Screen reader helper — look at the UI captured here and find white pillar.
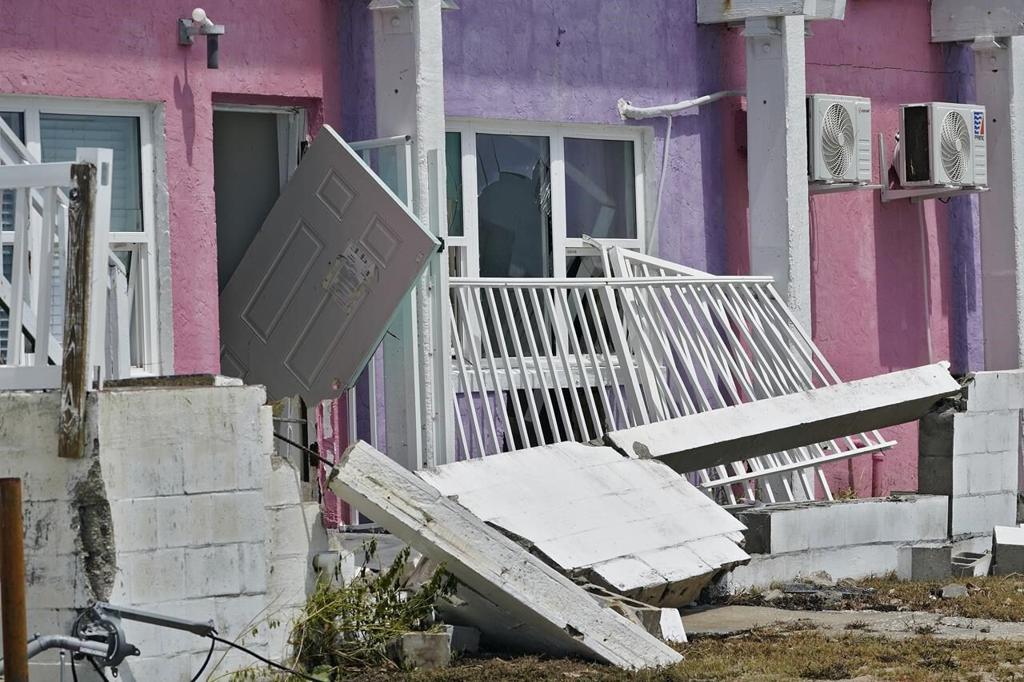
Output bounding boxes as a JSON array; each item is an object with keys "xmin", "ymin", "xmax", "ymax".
[
  {"xmin": 744, "ymin": 16, "xmax": 812, "ymax": 330},
  {"xmin": 974, "ymin": 36, "xmax": 1024, "ymax": 370},
  {"xmin": 371, "ymin": 0, "xmax": 451, "ymax": 469}
]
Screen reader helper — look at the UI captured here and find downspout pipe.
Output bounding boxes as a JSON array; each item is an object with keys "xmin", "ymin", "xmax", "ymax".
[{"xmin": 616, "ymin": 91, "xmax": 744, "ymax": 254}]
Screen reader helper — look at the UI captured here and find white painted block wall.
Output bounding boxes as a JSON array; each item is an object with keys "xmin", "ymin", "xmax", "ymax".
[
  {"xmin": 919, "ymin": 371, "xmax": 1022, "ymax": 541},
  {"xmin": 0, "ymin": 385, "xmax": 327, "ymax": 682}
]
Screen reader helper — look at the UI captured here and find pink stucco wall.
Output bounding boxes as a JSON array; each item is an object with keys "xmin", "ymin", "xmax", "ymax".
[
  {"xmin": 721, "ymin": 0, "xmax": 971, "ymax": 496},
  {"xmin": 1, "ymin": 0, "xmax": 341, "ymax": 374}
]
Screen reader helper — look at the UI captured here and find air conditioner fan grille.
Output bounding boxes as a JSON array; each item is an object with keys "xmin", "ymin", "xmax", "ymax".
[
  {"xmin": 940, "ymin": 110, "xmax": 971, "ymax": 184},
  {"xmin": 821, "ymin": 103, "xmax": 855, "ymax": 178}
]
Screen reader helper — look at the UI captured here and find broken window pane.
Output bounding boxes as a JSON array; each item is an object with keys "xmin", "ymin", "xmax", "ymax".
[
  {"xmin": 564, "ymin": 138, "xmax": 636, "ymax": 240},
  {"xmin": 446, "ymin": 131, "xmax": 463, "ymax": 237},
  {"xmin": 476, "ymin": 133, "xmax": 552, "ymax": 278}
]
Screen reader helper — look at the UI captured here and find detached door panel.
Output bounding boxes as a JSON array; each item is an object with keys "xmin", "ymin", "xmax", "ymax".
[{"xmin": 219, "ymin": 125, "xmax": 437, "ymax": 404}]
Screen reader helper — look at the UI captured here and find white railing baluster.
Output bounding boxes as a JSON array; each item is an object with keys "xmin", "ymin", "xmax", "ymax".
[
  {"xmin": 8, "ymin": 188, "xmax": 28, "ymax": 364},
  {"xmin": 32, "ymin": 188, "xmax": 56, "ymax": 366}
]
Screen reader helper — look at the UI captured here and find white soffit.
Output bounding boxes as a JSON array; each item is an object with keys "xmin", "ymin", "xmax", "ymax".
[
  {"xmin": 931, "ymin": 0, "xmax": 1024, "ymax": 42},
  {"xmin": 697, "ymin": 0, "xmax": 846, "ymax": 24}
]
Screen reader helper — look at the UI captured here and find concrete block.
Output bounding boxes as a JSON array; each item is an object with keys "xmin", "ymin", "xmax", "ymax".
[
  {"xmin": 238, "ymin": 541, "xmax": 269, "ymax": 594},
  {"xmin": 124, "ymin": 548, "xmax": 186, "ymax": 606},
  {"xmin": 955, "ymin": 450, "xmax": 1018, "ymax": 496},
  {"xmin": 214, "ymin": 594, "xmax": 275, "ymax": 644},
  {"xmin": 897, "ymin": 543, "xmax": 952, "ymax": 581},
  {"xmin": 332, "ymin": 442, "xmax": 683, "ymax": 669},
  {"xmin": 446, "ymin": 624, "xmax": 481, "ymax": 654},
  {"xmin": 184, "ymin": 544, "xmax": 243, "ymax": 598},
  {"xmin": 388, "ymin": 631, "xmax": 452, "ymax": 670},
  {"xmin": 951, "ymin": 492, "xmax": 1017, "ymax": 537},
  {"xmin": 952, "ymin": 551, "xmax": 992, "ymax": 577},
  {"xmin": 25, "ymin": 553, "xmax": 91, "ymax": 609},
  {"xmin": 965, "ymin": 370, "xmax": 1024, "ymax": 413},
  {"xmin": 109, "ymin": 497, "xmax": 160, "ymax": 553},
  {"xmin": 993, "ymin": 525, "xmax": 1024, "ymax": 575}
]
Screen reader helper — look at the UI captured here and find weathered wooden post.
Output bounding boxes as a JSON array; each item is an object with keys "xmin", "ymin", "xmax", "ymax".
[
  {"xmin": 0, "ymin": 478, "xmax": 29, "ymax": 682},
  {"xmin": 59, "ymin": 162, "xmax": 97, "ymax": 459}
]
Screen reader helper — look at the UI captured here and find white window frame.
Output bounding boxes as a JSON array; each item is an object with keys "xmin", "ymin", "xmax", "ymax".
[
  {"xmin": 0, "ymin": 95, "xmax": 164, "ymax": 375},
  {"xmin": 445, "ymin": 118, "xmax": 649, "ymax": 277}
]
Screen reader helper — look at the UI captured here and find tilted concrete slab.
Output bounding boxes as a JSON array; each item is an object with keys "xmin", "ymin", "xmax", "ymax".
[
  {"xmin": 606, "ymin": 363, "xmax": 961, "ymax": 474},
  {"xmin": 328, "ymin": 441, "xmax": 683, "ymax": 670},
  {"xmin": 418, "ymin": 442, "xmax": 748, "ymax": 608}
]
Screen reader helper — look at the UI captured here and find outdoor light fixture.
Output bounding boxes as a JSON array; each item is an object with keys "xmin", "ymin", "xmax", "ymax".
[{"xmin": 178, "ymin": 8, "xmax": 225, "ymax": 69}]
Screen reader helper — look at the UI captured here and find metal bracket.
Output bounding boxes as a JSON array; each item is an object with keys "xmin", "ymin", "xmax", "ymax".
[
  {"xmin": 971, "ymin": 35, "xmax": 1007, "ymax": 53},
  {"xmin": 809, "ymin": 181, "xmax": 882, "ymax": 196},
  {"xmin": 877, "ymin": 133, "xmax": 990, "ymax": 204},
  {"xmin": 178, "ymin": 17, "xmax": 226, "ymax": 46}
]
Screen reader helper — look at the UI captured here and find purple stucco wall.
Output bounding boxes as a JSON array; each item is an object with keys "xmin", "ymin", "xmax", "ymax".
[{"xmin": 443, "ymin": 0, "xmax": 727, "ymax": 272}]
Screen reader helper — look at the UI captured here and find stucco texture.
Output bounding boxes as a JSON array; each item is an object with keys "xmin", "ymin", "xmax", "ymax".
[
  {"xmin": 0, "ymin": 0, "xmax": 342, "ymax": 374},
  {"xmin": 721, "ymin": 0, "xmax": 981, "ymax": 496},
  {"xmin": 443, "ymin": 0, "xmax": 727, "ymax": 272}
]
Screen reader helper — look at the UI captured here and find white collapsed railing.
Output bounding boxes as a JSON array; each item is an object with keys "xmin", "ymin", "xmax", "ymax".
[
  {"xmin": 0, "ymin": 116, "xmax": 122, "ymax": 389},
  {"xmin": 448, "ymin": 250, "xmax": 894, "ymax": 505}
]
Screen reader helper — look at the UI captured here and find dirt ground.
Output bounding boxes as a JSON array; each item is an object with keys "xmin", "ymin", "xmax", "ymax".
[{"xmin": 331, "ymin": 627, "xmax": 1024, "ymax": 681}]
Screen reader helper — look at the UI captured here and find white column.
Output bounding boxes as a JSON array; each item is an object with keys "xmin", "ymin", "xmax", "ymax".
[
  {"xmin": 974, "ymin": 36, "xmax": 1024, "ymax": 370},
  {"xmin": 744, "ymin": 16, "xmax": 812, "ymax": 330},
  {"xmin": 371, "ymin": 0, "xmax": 450, "ymax": 469}
]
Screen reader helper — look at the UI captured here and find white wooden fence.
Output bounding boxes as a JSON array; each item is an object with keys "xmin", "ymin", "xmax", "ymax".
[{"xmin": 0, "ymin": 117, "xmax": 120, "ymax": 390}]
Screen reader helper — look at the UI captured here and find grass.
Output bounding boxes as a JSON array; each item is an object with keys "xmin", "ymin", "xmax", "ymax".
[
  {"xmin": 733, "ymin": 573, "xmax": 1024, "ymax": 622},
  {"xmin": 317, "ymin": 627, "xmax": 1024, "ymax": 681}
]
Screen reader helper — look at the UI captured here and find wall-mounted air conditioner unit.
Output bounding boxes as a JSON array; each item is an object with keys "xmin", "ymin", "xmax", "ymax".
[
  {"xmin": 898, "ymin": 102, "xmax": 988, "ymax": 188},
  {"xmin": 807, "ymin": 94, "xmax": 872, "ymax": 185}
]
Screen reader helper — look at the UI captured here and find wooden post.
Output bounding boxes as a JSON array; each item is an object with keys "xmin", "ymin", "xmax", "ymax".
[
  {"xmin": 0, "ymin": 479, "xmax": 29, "ymax": 682},
  {"xmin": 59, "ymin": 163, "xmax": 97, "ymax": 460}
]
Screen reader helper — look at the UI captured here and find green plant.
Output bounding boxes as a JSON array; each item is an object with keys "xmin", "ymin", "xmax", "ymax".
[{"xmin": 289, "ymin": 539, "xmax": 458, "ymax": 677}]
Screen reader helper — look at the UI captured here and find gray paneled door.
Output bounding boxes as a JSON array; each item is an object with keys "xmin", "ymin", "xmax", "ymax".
[{"xmin": 219, "ymin": 125, "xmax": 438, "ymax": 405}]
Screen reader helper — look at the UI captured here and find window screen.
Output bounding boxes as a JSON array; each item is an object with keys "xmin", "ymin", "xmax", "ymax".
[{"xmin": 40, "ymin": 113, "xmax": 143, "ymax": 232}]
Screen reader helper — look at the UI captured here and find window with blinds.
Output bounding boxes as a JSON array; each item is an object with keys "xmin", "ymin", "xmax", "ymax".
[
  {"xmin": 0, "ymin": 112, "xmax": 24, "ymax": 361},
  {"xmin": 40, "ymin": 113, "xmax": 143, "ymax": 232}
]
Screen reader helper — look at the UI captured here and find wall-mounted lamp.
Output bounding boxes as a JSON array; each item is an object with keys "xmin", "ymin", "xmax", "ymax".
[{"xmin": 178, "ymin": 8, "xmax": 226, "ymax": 69}]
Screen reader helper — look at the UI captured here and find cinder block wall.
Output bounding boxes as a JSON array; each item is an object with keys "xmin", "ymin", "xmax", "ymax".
[
  {"xmin": 919, "ymin": 371, "xmax": 1021, "ymax": 548},
  {"xmin": 0, "ymin": 384, "xmax": 327, "ymax": 682}
]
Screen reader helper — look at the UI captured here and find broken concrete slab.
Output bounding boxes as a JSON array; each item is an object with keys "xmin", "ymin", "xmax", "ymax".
[
  {"xmin": 328, "ymin": 441, "xmax": 683, "ymax": 669},
  {"xmin": 606, "ymin": 363, "xmax": 960, "ymax": 474},
  {"xmin": 993, "ymin": 525, "xmax": 1024, "ymax": 575},
  {"xmin": 388, "ymin": 631, "xmax": 452, "ymax": 670},
  {"xmin": 418, "ymin": 441, "xmax": 748, "ymax": 608}
]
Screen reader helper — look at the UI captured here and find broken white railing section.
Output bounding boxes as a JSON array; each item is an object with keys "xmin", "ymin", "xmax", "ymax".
[
  {"xmin": 329, "ymin": 441, "xmax": 682, "ymax": 669},
  {"xmin": 418, "ymin": 441, "xmax": 748, "ymax": 607},
  {"xmin": 607, "ymin": 363, "xmax": 960, "ymax": 477}
]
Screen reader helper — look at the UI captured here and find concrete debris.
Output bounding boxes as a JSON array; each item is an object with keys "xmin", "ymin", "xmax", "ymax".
[
  {"xmin": 802, "ymin": 571, "xmax": 835, "ymax": 588},
  {"xmin": 585, "ymin": 584, "xmax": 687, "ymax": 644},
  {"xmin": 940, "ymin": 583, "xmax": 969, "ymax": 599},
  {"xmin": 445, "ymin": 624, "xmax": 481, "ymax": 655},
  {"xmin": 606, "ymin": 363, "xmax": 961, "ymax": 474},
  {"xmin": 329, "ymin": 441, "xmax": 683, "ymax": 669},
  {"xmin": 897, "ymin": 543, "xmax": 952, "ymax": 581},
  {"xmin": 418, "ymin": 441, "xmax": 749, "ymax": 608},
  {"xmin": 388, "ymin": 631, "xmax": 451, "ymax": 670},
  {"xmin": 952, "ymin": 551, "xmax": 993, "ymax": 577},
  {"xmin": 993, "ymin": 525, "xmax": 1024, "ymax": 575}
]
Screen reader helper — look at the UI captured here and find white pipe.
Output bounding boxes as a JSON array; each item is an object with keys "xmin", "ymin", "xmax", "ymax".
[
  {"xmin": 616, "ymin": 90, "xmax": 744, "ymax": 121},
  {"xmin": 616, "ymin": 90, "xmax": 744, "ymax": 254}
]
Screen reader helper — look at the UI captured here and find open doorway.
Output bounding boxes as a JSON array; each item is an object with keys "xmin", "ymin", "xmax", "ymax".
[{"xmin": 213, "ymin": 105, "xmax": 306, "ymax": 293}]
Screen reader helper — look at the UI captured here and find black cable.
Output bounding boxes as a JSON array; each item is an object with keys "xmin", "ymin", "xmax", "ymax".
[
  {"xmin": 70, "ymin": 654, "xmax": 79, "ymax": 682},
  {"xmin": 89, "ymin": 656, "xmax": 111, "ymax": 681},
  {"xmin": 272, "ymin": 431, "xmax": 333, "ymax": 468},
  {"xmin": 191, "ymin": 637, "xmax": 216, "ymax": 682},
  {"xmin": 207, "ymin": 634, "xmax": 320, "ymax": 682}
]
